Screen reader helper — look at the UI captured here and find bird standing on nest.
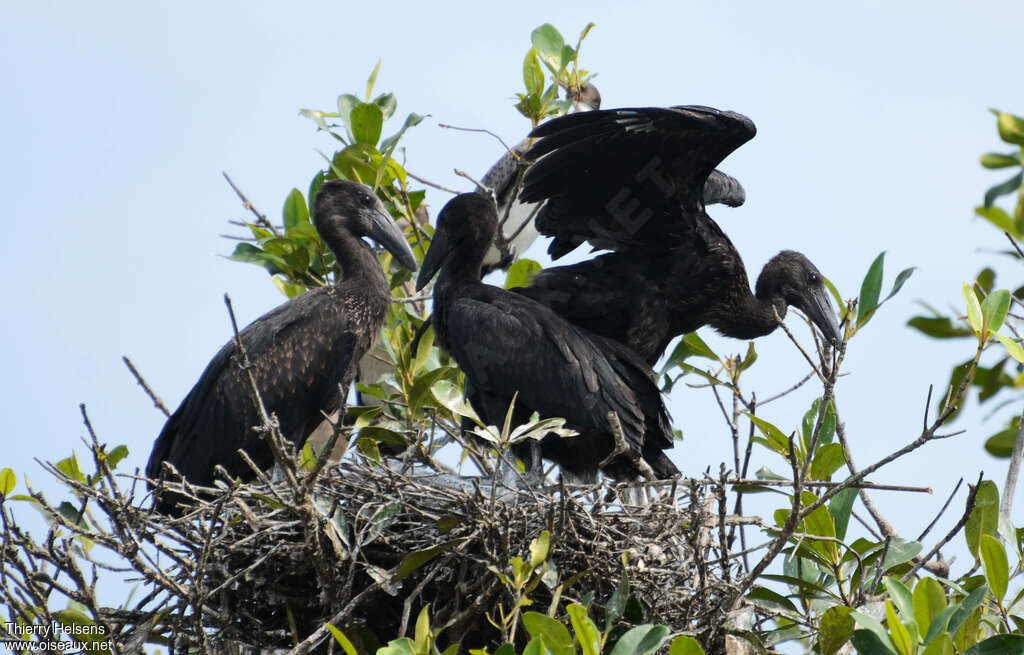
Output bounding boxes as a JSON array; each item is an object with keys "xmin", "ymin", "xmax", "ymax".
[
  {"xmin": 417, "ymin": 193, "xmax": 677, "ymax": 484},
  {"xmin": 516, "ymin": 105, "xmax": 842, "ymax": 364},
  {"xmin": 147, "ymin": 179, "xmax": 417, "ymax": 513}
]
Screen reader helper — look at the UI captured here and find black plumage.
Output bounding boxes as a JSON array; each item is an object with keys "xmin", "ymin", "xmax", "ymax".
[
  {"xmin": 417, "ymin": 193, "xmax": 677, "ymax": 483},
  {"xmin": 147, "ymin": 179, "xmax": 417, "ymax": 513},
  {"xmin": 516, "ymin": 106, "xmax": 842, "ymax": 364}
]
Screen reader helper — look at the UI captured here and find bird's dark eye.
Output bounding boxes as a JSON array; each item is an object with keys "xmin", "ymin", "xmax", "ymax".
[
  {"xmin": 361, "ymin": 193, "xmax": 373, "ymax": 206},
  {"xmin": 808, "ymin": 273, "xmax": 820, "ymax": 285}
]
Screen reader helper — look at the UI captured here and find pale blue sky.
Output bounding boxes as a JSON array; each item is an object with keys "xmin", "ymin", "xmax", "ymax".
[{"xmin": 3, "ymin": 1, "xmax": 1024, "ymax": 589}]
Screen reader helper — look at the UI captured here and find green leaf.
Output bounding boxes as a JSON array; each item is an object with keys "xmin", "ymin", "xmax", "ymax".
[
  {"xmin": 923, "ymin": 634, "xmax": 955, "ymax": 655},
  {"xmin": 682, "ymin": 332, "xmax": 719, "ymax": 360},
  {"xmin": 522, "ymin": 637, "xmax": 544, "ymax": 655},
  {"xmin": 522, "ymin": 612, "xmax": 573, "ymax": 655},
  {"xmin": 907, "ymin": 316, "xmax": 974, "ymax": 339},
  {"xmin": 857, "ymin": 252, "xmax": 885, "ymax": 327},
  {"xmin": 668, "ymin": 635, "xmax": 707, "ymax": 655},
  {"xmin": 923, "ymin": 606, "xmax": 958, "ymax": 644},
  {"xmin": 56, "ymin": 453, "xmax": 85, "ymax": 484},
  {"xmin": 984, "ymin": 417, "xmax": 1020, "ymax": 457},
  {"xmin": 746, "ymin": 414, "xmax": 791, "ymax": 458},
  {"xmin": 963, "ymin": 282, "xmax": 984, "ymax": 336},
  {"xmin": 105, "ymin": 444, "xmax": 129, "ymax": 470},
  {"xmin": 965, "ymin": 480, "xmax": 1000, "ymax": 559},
  {"xmin": 885, "ymin": 599, "xmax": 913, "ymax": 655},
  {"xmin": 283, "ymin": 188, "xmax": 309, "ymax": 232},
  {"xmin": 816, "ymin": 606, "xmax": 855, "ymax": 655},
  {"xmin": 414, "ymin": 604, "xmax": 431, "ymax": 654},
  {"xmin": 994, "ymin": 110, "xmax": 1024, "ymax": 146},
  {"xmin": 912, "ymin": 577, "xmax": 947, "ymax": 641},
  {"xmin": 379, "ymin": 112, "xmax": 426, "ymax": 160},
  {"xmin": 365, "ymin": 59, "xmax": 382, "ymax": 101},
  {"xmin": 737, "ymin": 342, "xmax": 758, "ymax": 372},
  {"xmin": 884, "ymin": 577, "xmax": 915, "ymax": 621},
  {"xmin": 566, "ymin": 603, "xmax": 600, "ymax": 655},
  {"xmin": 505, "ymin": 258, "xmax": 543, "ymax": 289},
  {"xmin": 325, "ymin": 623, "xmax": 359, "ymax": 655},
  {"xmin": 974, "ymin": 205, "xmax": 1019, "ymax": 237},
  {"xmin": 879, "ymin": 538, "xmax": 923, "ymax": 572},
  {"xmin": 980, "ymin": 152, "xmax": 1023, "ymax": 169},
  {"xmin": 746, "ymin": 586, "xmax": 799, "ymax": 615},
  {"xmin": 981, "ymin": 289, "xmax": 1010, "ymax": 335},
  {"xmin": 609, "ymin": 625, "xmax": 670, "ymax": 655},
  {"xmin": 336, "ymin": 93, "xmax": 361, "ymax": 140},
  {"xmin": 522, "ymin": 47, "xmax": 545, "ymax": 97},
  {"xmin": 391, "ymin": 539, "xmax": 466, "ymax": 583},
  {"xmin": 828, "ymin": 487, "xmax": 858, "ymax": 541},
  {"xmin": 529, "ymin": 530, "xmax": 550, "ymax": 568},
  {"xmin": 983, "ymin": 171, "xmax": 1023, "ymax": 209},
  {"xmin": 810, "ymin": 443, "xmax": 845, "ymax": 480},
  {"xmin": 946, "ymin": 585, "xmax": 987, "ymax": 638},
  {"xmin": 993, "ymin": 332, "xmax": 1024, "ymax": 363},
  {"xmin": 530, "ymin": 24, "xmax": 565, "ymax": 74},
  {"xmin": 851, "ymin": 611, "xmax": 899, "ymax": 654},
  {"xmin": 373, "ymin": 93, "xmax": 398, "ymax": 120},
  {"xmin": 350, "ymin": 102, "xmax": 384, "ymax": 145},
  {"xmin": 964, "ymin": 635, "xmax": 1024, "ymax": 655},
  {"xmin": 53, "ymin": 610, "xmax": 111, "ymax": 652},
  {"xmin": 979, "ymin": 534, "xmax": 1008, "ymax": 602},
  {"xmin": 0, "ymin": 468, "xmax": 15, "ymax": 499}
]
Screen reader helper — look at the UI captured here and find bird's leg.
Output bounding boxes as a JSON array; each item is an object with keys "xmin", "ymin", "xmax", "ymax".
[
  {"xmin": 521, "ymin": 440, "xmax": 545, "ymax": 488},
  {"xmin": 600, "ymin": 412, "xmax": 658, "ymax": 481}
]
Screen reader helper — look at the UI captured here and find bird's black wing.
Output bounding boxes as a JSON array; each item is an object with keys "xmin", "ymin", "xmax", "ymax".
[
  {"xmin": 444, "ymin": 289, "xmax": 663, "ymax": 452},
  {"xmin": 147, "ymin": 287, "xmax": 359, "ymax": 488},
  {"xmin": 520, "ymin": 106, "xmax": 755, "ymax": 257},
  {"xmin": 512, "ymin": 253, "xmax": 672, "ymax": 364}
]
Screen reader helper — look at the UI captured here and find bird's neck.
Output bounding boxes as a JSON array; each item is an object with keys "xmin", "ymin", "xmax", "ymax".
[
  {"xmin": 323, "ymin": 228, "xmax": 390, "ymax": 297},
  {"xmin": 712, "ymin": 285, "xmax": 787, "ymax": 341},
  {"xmin": 437, "ymin": 240, "xmax": 488, "ymax": 292}
]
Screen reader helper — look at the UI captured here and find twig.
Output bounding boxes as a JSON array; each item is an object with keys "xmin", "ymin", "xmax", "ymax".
[
  {"xmin": 1001, "ymin": 402, "xmax": 1024, "ymax": 517},
  {"xmin": 405, "ymin": 169, "xmax": 461, "ymax": 195},
  {"xmin": 438, "ymin": 123, "xmax": 515, "ymax": 154},
  {"xmin": 903, "ymin": 474, "xmax": 982, "ymax": 582},
  {"xmin": 917, "ymin": 478, "xmax": 963, "ymax": 542},
  {"xmin": 1005, "ymin": 231, "xmax": 1024, "ymax": 259},
  {"xmin": 454, "ymin": 168, "xmax": 491, "ymax": 196},
  {"xmin": 222, "ymin": 172, "xmax": 280, "ymax": 236},
  {"xmin": 727, "ymin": 479, "xmax": 932, "ymax": 493},
  {"xmin": 123, "ymin": 356, "xmax": 171, "ymax": 417}
]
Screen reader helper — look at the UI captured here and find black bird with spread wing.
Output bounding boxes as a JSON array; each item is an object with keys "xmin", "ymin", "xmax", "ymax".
[
  {"xmin": 147, "ymin": 179, "xmax": 417, "ymax": 513},
  {"xmin": 417, "ymin": 193, "xmax": 677, "ymax": 483},
  {"xmin": 516, "ymin": 106, "xmax": 842, "ymax": 364}
]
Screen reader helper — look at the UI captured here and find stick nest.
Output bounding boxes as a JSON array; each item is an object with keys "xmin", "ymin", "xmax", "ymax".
[{"xmin": 147, "ymin": 461, "xmax": 741, "ymax": 651}]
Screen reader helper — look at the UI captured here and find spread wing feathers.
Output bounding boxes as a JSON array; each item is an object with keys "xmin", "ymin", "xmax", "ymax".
[
  {"xmin": 521, "ymin": 106, "xmax": 755, "ymax": 257},
  {"xmin": 703, "ymin": 169, "xmax": 746, "ymax": 207},
  {"xmin": 513, "ymin": 255, "xmax": 671, "ymax": 363},
  {"xmin": 444, "ymin": 290, "xmax": 669, "ymax": 453},
  {"xmin": 146, "ymin": 287, "xmax": 360, "ymax": 486}
]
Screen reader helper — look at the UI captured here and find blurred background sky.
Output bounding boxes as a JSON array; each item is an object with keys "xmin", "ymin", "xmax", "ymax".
[{"xmin": 3, "ymin": 0, "xmax": 1024, "ymax": 599}]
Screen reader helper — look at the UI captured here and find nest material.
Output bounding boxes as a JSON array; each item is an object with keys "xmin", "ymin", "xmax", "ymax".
[{"xmin": 153, "ymin": 461, "xmax": 743, "ymax": 651}]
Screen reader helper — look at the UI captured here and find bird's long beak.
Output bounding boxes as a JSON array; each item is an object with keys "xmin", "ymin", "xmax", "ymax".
[
  {"xmin": 802, "ymin": 287, "xmax": 843, "ymax": 347},
  {"xmin": 416, "ymin": 224, "xmax": 452, "ymax": 291},
  {"xmin": 369, "ymin": 208, "xmax": 418, "ymax": 271}
]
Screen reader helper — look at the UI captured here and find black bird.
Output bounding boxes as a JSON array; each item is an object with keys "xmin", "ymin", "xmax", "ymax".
[
  {"xmin": 516, "ymin": 106, "xmax": 842, "ymax": 365},
  {"xmin": 147, "ymin": 179, "xmax": 418, "ymax": 512},
  {"xmin": 416, "ymin": 193, "xmax": 677, "ymax": 483}
]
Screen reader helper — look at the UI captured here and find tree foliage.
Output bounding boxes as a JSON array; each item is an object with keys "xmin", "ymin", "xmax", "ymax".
[{"xmin": 2, "ymin": 22, "xmax": 1024, "ymax": 655}]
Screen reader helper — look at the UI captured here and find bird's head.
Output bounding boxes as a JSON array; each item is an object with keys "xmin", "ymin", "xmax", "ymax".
[
  {"xmin": 417, "ymin": 193, "xmax": 498, "ymax": 291},
  {"xmin": 313, "ymin": 179, "xmax": 418, "ymax": 271},
  {"xmin": 757, "ymin": 251, "xmax": 843, "ymax": 347}
]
